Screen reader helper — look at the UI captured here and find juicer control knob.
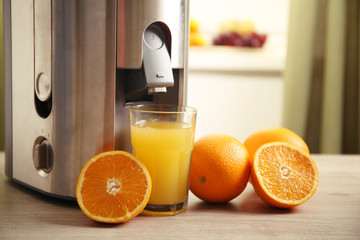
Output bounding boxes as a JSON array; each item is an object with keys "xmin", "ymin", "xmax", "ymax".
[{"xmin": 33, "ymin": 138, "xmax": 53, "ymax": 173}]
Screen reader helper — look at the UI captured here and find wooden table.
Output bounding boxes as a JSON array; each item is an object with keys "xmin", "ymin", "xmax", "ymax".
[{"xmin": 1, "ymin": 152, "xmax": 359, "ymax": 239}]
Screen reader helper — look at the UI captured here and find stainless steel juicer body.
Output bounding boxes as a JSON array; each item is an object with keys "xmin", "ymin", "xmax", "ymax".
[{"xmin": 3, "ymin": 0, "xmax": 189, "ymax": 199}]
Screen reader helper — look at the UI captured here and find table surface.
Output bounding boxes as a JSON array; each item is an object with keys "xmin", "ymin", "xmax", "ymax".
[{"xmin": 1, "ymin": 152, "xmax": 359, "ymax": 240}]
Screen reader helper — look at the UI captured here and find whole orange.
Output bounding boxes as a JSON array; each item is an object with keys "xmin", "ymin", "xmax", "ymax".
[
  {"xmin": 244, "ymin": 127, "xmax": 310, "ymax": 163},
  {"xmin": 189, "ymin": 133, "xmax": 251, "ymax": 203}
]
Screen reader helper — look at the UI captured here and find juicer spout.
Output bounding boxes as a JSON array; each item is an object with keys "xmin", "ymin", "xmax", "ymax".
[{"xmin": 142, "ymin": 23, "xmax": 174, "ymax": 94}]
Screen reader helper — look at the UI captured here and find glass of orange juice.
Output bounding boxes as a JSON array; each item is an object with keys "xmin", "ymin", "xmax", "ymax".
[{"xmin": 130, "ymin": 104, "xmax": 197, "ymax": 216}]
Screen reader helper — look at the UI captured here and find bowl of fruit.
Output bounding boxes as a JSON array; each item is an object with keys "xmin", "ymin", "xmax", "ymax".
[{"xmin": 213, "ymin": 20, "xmax": 267, "ymax": 48}]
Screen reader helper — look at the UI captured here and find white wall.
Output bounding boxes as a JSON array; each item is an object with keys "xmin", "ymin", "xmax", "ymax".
[{"xmin": 187, "ymin": 71, "xmax": 284, "ymax": 142}]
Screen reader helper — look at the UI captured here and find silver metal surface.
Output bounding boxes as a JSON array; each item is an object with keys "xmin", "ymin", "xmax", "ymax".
[
  {"xmin": 34, "ymin": 0, "xmax": 52, "ymax": 102},
  {"xmin": 7, "ymin": 0, "xmax": 116, "ymax": 198},
  {"xmin": 117, "ymin": 0, "xmax": 187, "ymax": 69}
]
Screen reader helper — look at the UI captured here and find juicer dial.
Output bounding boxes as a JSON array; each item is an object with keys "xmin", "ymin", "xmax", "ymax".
[{"xmin": 33, "ymin": 137, "xmax": 54, "ymax": 174}]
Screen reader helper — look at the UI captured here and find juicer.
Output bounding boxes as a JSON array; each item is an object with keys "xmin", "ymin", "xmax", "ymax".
[{"xmin": 3, "ymin": 0, "xmax": 189, "ymax": 199}]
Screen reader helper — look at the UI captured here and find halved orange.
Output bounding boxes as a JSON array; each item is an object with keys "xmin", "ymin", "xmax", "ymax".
[
  {"xmin": 251, "ymin": 142, "xmax": 319, "ymax": 208},
  {"xmin": 76, "ymin": 151, "xmax": 152, "ymax": 223}
]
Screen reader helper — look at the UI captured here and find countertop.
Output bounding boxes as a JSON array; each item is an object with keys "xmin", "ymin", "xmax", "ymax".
[{"xmin": 1, "ymin": 152, "xmax": 359, "ymax": 239}]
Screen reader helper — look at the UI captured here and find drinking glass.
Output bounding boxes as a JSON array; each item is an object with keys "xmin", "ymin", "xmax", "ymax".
[{"xmin": 130, "ymin": 104, "xmax": 197, "ymax": 216}]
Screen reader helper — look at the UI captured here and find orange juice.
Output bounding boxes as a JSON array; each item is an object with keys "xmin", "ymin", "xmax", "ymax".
[{"xmin": 131, "ymin": 121, "xmax": 195, "ymax": 205}]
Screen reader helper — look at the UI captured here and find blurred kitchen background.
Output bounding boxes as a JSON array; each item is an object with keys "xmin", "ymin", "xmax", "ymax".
[
  {"xmin": 0, "ymin": 0, "xmax": 359, "ymax": 154},
  {"xmin": 188, "ymin": 0, "xmax": 288, "ymax": 144}
]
